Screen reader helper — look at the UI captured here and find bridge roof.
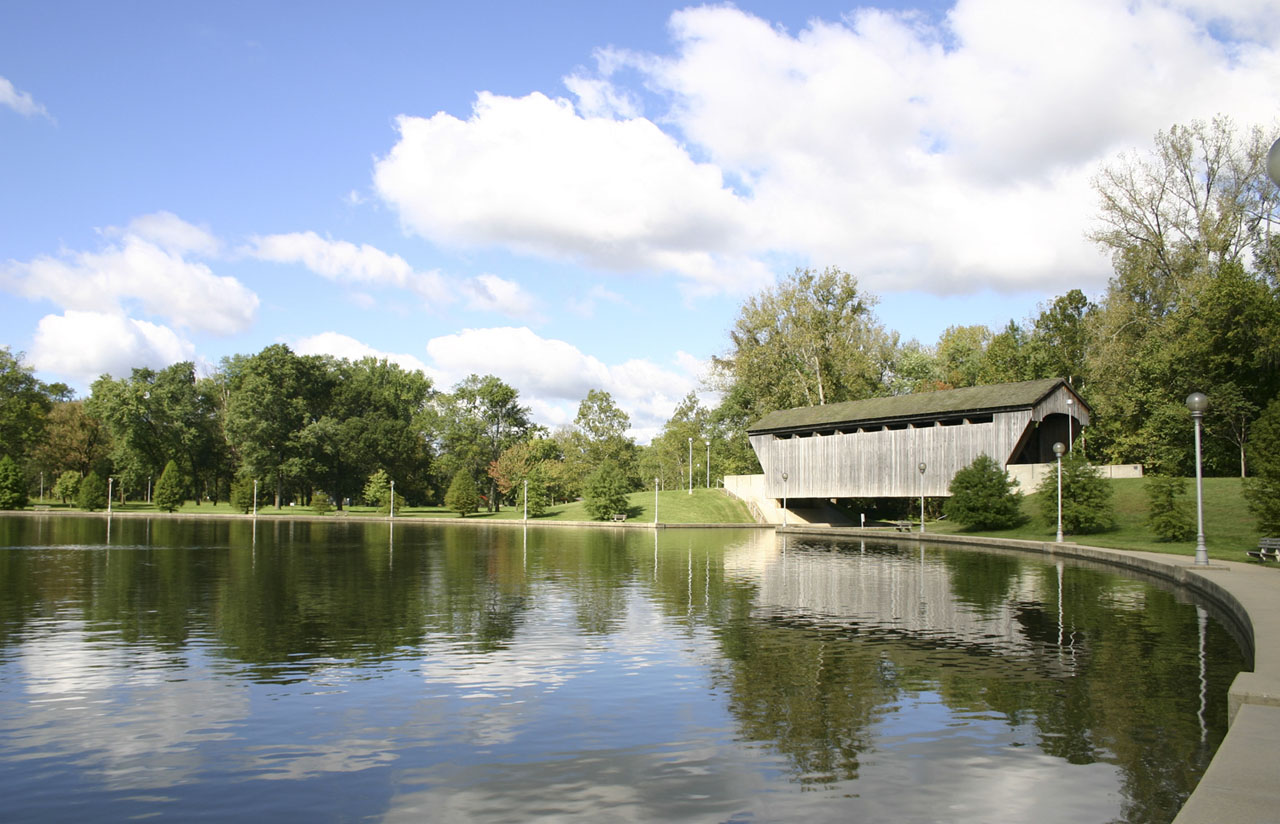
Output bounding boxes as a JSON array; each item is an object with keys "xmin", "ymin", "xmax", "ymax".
[{"xmin": 747, "ymin": 378, "xmax": 1085, "ymax": 435}]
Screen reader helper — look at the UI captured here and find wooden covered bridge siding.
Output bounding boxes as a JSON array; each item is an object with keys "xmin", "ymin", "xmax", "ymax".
[{"xmin": 748, "ymin": 379, "xmax": 1090, "ymax": 500}]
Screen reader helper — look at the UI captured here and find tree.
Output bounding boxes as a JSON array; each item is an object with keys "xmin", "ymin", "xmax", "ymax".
[
  {"xmin": 934, "ymin": 324, "xmax": 992, "ymax": 389},
  {"xmin": 311, "ymin": 491, "xmax": 334, "ymax": 515},
  {"xmin": 1244, "ymin": 397, "xmax": 1280, "ymax": 534},
  {"xmin": 714, "ymin": 267, "xmax": 893, "ymax": 413},
  {"xmin": 88, "ymin": 362, "xmax": 221, "ymax": 505},
  {"xmin": 0, "ymin": 347, "xmax": 64, "ymax": 463},
  {"xmin": 52, "ymin": 469, "xmax": 80, "ymax": 504},
  {"xmin": 1085, "ymin": 118, "xmax": 1280, "ymax": 468},
  {"xmin": 222, "ymin": 345, "xmax": 324, "ymax": 508},
  {"xmin": 1090, "ymin": 117, "xmax": 1277, "ymax": 288},
  {"xmin": 1036, "ymin": 452, "xmax": 1116, "ymax": 534},
  {"xmin": 29, "ymin": 400, "xmax": 106, "ymax": 480},
  {"xmin": 1027, "ymin": 290, "xmax": 1094, "ymax": 385},
  {"xmin": 1145, "ymin": 475, "xmax": 1194, "ymax": 542},
  {"xmin": 444, "ymin": 470, "xmax": 480, "ymax": 517},
  {"xmin": 153, "ymin": 459, "xmax": 185, "ymax": 512},
  {"xmin": 0, "ymin": 455, "xmax": 27, "ymax": 509},
  {"xmin": 431, "ymin": 375, "xmax": 536, "ymax": 511},
  {"xmin": 570, "ymin": 389, "xmax": 638, "ymax": 485},
  {"xmin": 78, "ymin": 471, "xmax": 107, "ymax": 511},
  {"xmin": 583, "ymin": 460, "xmax": 631, "ymax": 520},
  {"xmin": 229, "ymin": 478, "xmax": 256, "ymax": 514},
  {"xmin": 943, "ymin": 454, "xmax": 1024, "ymax": 529}
]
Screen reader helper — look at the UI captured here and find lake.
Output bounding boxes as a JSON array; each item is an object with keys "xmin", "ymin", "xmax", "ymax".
[{"xmin": 0, "ymin": 516, "xmax": 1246, "ymax": 823}]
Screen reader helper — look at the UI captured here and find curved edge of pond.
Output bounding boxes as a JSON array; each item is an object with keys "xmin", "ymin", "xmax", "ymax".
[{"xmin": 777, "ymin": 526, "xmax": 1280, "ymax": 824}]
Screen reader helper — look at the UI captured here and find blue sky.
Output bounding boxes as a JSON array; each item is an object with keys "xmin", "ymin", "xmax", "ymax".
[{"xmin": 3, "ymin": 1, "xmax": 1278, "ymax": 440}]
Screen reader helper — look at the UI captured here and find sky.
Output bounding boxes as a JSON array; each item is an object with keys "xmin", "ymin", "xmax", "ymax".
[{"xmin": 2, "ymin": 1, "xmax": 1279, "ymax": 442}]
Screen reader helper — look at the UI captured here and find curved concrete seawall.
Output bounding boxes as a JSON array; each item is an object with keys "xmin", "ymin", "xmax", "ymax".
[{"xmin": 780, "ymin": 526, "xmax": 1280, "ymax": 824}]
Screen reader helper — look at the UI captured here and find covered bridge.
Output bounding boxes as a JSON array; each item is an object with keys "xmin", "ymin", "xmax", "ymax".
[{"xmin": 747, "ymin": 378, "xmax": 1089, "ymax": 500}]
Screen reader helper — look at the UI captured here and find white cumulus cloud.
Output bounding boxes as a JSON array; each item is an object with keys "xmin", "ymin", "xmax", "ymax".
[
  {"xmin": 424, "ymin": 326, "xmax": 697, "ymax": 438},
  {"xmin": 0, "ymin": 76, "xmax": 51, "ymax": 119},
  {"xmin": 373, "ymin": 91, "xmax": 768, "ymax": 293},
  {"xmin": 372, "ymin": 2, "xmax": 1280, "ymax": 301},
  {"xmin": 292, "ymin": 331, "xmax": 436, "ymax": 379},
  {"xmin": 2, "ymin": 212, "xmax": 258, "ymax": 335},
  {"xmin": 29, "ymin": 311, "xmax": 195, "ymax": 385},
  {"xmin": 246, "ymin": 231, "xmax": 447, "ymax": 298}
]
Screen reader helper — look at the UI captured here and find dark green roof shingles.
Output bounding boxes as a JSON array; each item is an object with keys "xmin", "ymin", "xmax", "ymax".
[{"xmin": 747, "ymin": 378, "xmax": 1077, "ymax": 434}]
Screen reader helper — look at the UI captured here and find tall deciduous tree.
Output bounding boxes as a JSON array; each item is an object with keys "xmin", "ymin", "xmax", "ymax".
[
  {"xmin": 222, "ymin": 345, "xmax": 322, "ymax": 508},
  {"xmin": 712, "ymin": 267, "xmax": 893, "ymax": 468},
  {"xmin": 431, "ymin": 375, "xmax": 536, "ymax": 511},
  {"xmin": 1086, "ymin": 117, "xmax": 1280, "ymax": 471},
  {"xmin": 0, "ymin": 347, "xmax": 65, "ymax": 463}
]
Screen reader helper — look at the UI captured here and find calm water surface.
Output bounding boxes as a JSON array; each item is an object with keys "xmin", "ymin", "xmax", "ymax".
[{"xmin": 0, "ymin": 516, "xmax": 1247, "ymax": 823}]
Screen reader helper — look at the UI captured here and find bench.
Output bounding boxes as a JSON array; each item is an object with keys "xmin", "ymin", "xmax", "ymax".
[
  {"xmin": 32, "ymin": 505, "xmax": 50, "ymax": 512},
  {"xmin": 892, "ymin": 520, "xmax": 913, "ymax": 532},
  {"xmin": 1247, "ymin": 537, "xmax": 1280, "ymax": 562},
  {"xmin": 610, "ymin": 513, "xmax": 627, "ymax": 522}
]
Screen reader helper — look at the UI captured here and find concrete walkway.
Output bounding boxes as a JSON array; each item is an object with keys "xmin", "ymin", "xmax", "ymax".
[{"xmin": 779, "ymin": 527, "xmax": 1280, "ymax": 824}]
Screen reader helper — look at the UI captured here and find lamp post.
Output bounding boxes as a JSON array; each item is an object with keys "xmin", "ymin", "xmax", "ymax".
[
  {"xmin": 781, "ymin": 471, "xmax": 789, "ymax": 527},
  {"xmin": 654, "ymin": 477, "xmax": 659, "ymax": 525},
  {"xmin": 523, "ymin": 478, "xmax": 528, "ymax": 521},
  {"xmin": 918, "ymin": 462, "xmax": 926, "ymax": 533},
  {"xmin": 1187, "ymin": 391, "xmax": 1209, "ymax": 566},
  {"xmin": 107, "ymin": 477, "xmax": 113, "ymax": 515},
  {"xmin": 688, "ymin": 437, "xmax": 693, "ymax": 495},
  {"xmin": 1053, "ymin": 441, "xmax": 1065, "ymax": 542},
  {"xmin": 1066, "ymin": 397, "xmax": 1074, "ymax": 452},
  {"xmin": 389, "ymin": 480, "xmax": 395, "ymax": 519},
  {"xmin": 253, "ymin": 479, "xmax": 258, "ymax": 518},
  {"xmin": 705, "ymin": 440, "xmax": 710, "ymax": 489}
]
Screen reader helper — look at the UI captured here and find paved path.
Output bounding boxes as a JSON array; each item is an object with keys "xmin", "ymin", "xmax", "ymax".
[{"xmin": 780, "ymin": 527, "xmax": 1280, "ymax": 824}]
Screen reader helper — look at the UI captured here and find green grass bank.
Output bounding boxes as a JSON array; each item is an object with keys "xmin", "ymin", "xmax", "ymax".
[{"xmin": 18, "ymin": 477, "xmax": 1272, "ymax": 563}]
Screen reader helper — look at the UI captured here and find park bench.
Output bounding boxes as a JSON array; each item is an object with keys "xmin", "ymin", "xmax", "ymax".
[
  {"xmin": 610, "ymin": 513, "xmax": 627, "ymax": 522},
  {"xmin": 892, "ymin": 520, "xmax": 913, "ymax": 532},
  {"xmin": 32, "ymin": 505, "xmax": 50, "ymax": 512},
  {"xmin": 1247, "ymin": 537, "xmax": 1280, "ymax": 562}
]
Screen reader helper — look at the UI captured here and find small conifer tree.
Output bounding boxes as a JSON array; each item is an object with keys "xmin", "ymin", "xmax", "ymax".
[
  {"xmin": 444, "ymin": 471, "xmax": 480, "ymax": 517},
  {"xmin": 78, "ymin": 471, "xmax": 108, "ymax": 511},
  {"xmin": 311, "ymin": 491, "xmax": 334, "ymax": 515},
  {"xmin": 1145, "ymin": 475, "xmax": 1195, "ymax": 542},
  {"xmin": 230, "ymin": 478, "xmax": 256, "ymax": 514},
  {"xmin": 1036, "ymin": 451, "xmax": 1116, "ymax": 534},
  {"xmin": 153, "ymin": 460, "xmax": 185, "ymax": 512},
  {"xmin": 944, "ymin": 453, "xmax": 1023, "ymax": 529}
]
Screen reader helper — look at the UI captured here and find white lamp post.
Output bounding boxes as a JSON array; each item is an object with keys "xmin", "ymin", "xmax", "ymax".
[
  {"xmin": 107, "ymin": 476, "xmax": 113, "ymax": 515},
  {"xmin": 389, "ymin": 479, "xmax": 395, "ymax": 519},
  {"xmin": 1053, "ymin": 441, "xmax": 1065, "ymax": 542},
  {"xmin": 523, "ymin": 478, "xmax": 528, "ymax": 521},
  {"xmin": 781, "ymin": 471, "xmax": 789, "ymax": 527},
  {"xmin": 688, "ymin": 437, "xmax": 693, "ymax": 495},
  {"xmin": 253, "ymin": 479, "xmax": 258, "ymax": 518},
  {"xmin": 1066, "ymin": 397, "xmax": 1074, "ymax": 452},
  {"xmin": 705, "ymin": 440, "xmax": 710, "ymax": 489},
  {"xmin": 1187, "ymin": 391, "xmax": 1209, "ymax": 566},
  {"xmin": 654, "ymin": 477, "xmax": 659, "ymax": 525},
  {"xmin": 918, "ymin": 462, "xmax": 926, "ymax": 532}
]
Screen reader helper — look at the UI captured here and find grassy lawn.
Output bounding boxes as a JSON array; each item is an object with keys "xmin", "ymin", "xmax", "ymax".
[
  {"xmin": 929, "ymin": 477, "xmax": 1262, "ymax": 563},
  {"xmin": 23, "ymin": 477, "xmax": 1270, "ymax": 562},
  {"xmin": 24, "ymin": 487, "xmax": 756, "ymax": 525}
]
